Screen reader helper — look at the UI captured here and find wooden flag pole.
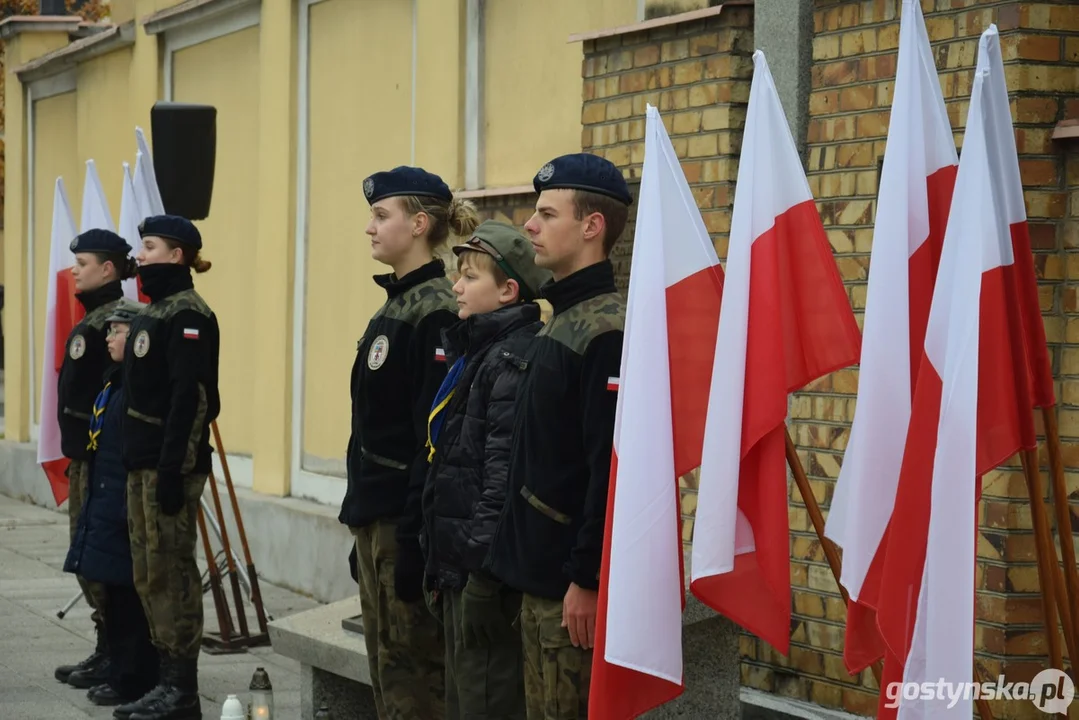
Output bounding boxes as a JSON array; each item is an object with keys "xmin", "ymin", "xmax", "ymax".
[
  {"xmin": 1019, "ymin": 449, "xmax": 1068, "ymax": 701},
  {"xmin": 1041, "ymin": 406, "xmax": 1079, "ymax": 660},
  {"xmin": 784, "ymin": 429, "xmax": 996, "ymax": 720}
]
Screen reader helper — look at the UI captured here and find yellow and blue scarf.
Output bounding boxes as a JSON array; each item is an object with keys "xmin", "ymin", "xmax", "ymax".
[
  {"xmin": 86, "ymin": 381, "xmax": 112, "ymax": 452},
  {"xmin": 426, "ymin": 356, "xmax": 467, "ymax": 461}
]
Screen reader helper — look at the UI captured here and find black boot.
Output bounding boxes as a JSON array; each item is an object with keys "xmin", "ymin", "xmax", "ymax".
[
  {"xmin": 67, "ymin": 657, "xmax": 111, "ymax": 689},
  {"xmin": 55, "ymin": 625, "xmax": 107, "ymax": 683},
  {"xmin": 129, "ymin": 657, "xmax": 201, "ymax": 720},
  {"xmin": 114, "ymin": 653, "xmax": 171, "ymax": 720}
]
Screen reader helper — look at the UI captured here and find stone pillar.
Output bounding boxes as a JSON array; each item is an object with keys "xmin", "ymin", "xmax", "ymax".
[{"xmin": 753, "ymin": 0, "xmax": 814, "ymax": 162}]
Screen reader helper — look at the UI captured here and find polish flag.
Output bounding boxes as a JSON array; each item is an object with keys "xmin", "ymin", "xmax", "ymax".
[
  {"xmin": 590, "ymin": 104, "xmax": 724, "ymax": 719},
  {"xmin": 37, "ymin": 178, "xmax": 80, "ymax": 506},
  {"xmin": 134, "ymin": 127, "xmax": 166, "ymax": 217},
  {"xmin": 822, "ymin": 0, "xmax": 958, "ymax": 674},
  {"xmin": 874, "ymin": 26, "xmax": 1053, "ymax": 720},
  {"xmin": 689, "ymin": 51, "xmax": 862, "ymax": 656},
  {"xmin": 118, "ymin": 162, "xmax": 149, "ymax": 303}
]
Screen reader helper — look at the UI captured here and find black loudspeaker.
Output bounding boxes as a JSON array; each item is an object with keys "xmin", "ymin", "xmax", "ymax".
[{"xmin": 150, "ymin": 102, "xmax": 217, "ymax": 221}]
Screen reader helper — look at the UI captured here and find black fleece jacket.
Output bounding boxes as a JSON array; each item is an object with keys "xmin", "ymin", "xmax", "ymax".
[
  {"xmin": 488, "ymin": 261, "xmax": 625, "ymax": 600},
  {"xmin": 57, "ymin": 281, "xmax": 125, "ymax": 462}
]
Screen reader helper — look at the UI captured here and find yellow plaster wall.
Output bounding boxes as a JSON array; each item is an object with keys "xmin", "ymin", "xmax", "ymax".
[
  {"xmin": 483, "ymin": 0, "xmax": 638, "ymax": 187},
  {"xmin": 77, "ymin": 49, "xmax": 134, "ymax": 223},
  {"xmin": 415, "ymin": 0, "xmax": 465, "ymax": 190},
  {"xmin": 31, "ymin": 92, "xmax": 81, "ymax": 427},
  {"xmin": 172, "ymin": 26, "xmax": 261, "ymax": 456},
  {"xmin": 301, "ymin": 0, "xmax": 413, "ymax": 469}
]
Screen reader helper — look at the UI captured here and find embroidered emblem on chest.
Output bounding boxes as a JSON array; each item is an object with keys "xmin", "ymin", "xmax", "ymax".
[
  {"xmin": 368, "ymin": 335, "xmax": 389, "ymax": 370},
  {"xmin": 134, "ymin": 330, "xmax": 151, "ymax": 358}
]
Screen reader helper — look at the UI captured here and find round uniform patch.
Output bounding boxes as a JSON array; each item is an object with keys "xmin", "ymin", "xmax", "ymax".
[
  {"xmin": 537, "ymin": 162, "xmax": 555, "ymax": 182},
  {"xmin": 367, "ymin": 335, "xmax": 389, "ymax": 370},
  {"xmin": 69, "ymin": 335, "xmax": 86, "ymax": 360},
  {"xmin": 133, "ymin": 330, "xmax": 150, "ymax": 358}
]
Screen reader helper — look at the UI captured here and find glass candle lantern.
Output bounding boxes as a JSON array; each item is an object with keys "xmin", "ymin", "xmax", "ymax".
[{"xmin": 248, "ymin": 667, "xmax": 274, "ymax": 720}]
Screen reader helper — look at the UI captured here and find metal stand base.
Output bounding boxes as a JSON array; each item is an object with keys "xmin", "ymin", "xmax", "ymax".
[{"xmin": 202, "ymin": 630, "xmax": 271, "ymax": 655}]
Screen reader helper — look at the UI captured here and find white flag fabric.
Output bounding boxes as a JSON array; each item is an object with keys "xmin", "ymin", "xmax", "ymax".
[
  {"xmin": 822, "ymin": 0, "xmax": 958, "ymax": 673},
  {"xmin": 875, "ymin": 24, "xmax": 1053, "ymax": 720},
  {"xmin": 592, "ymin": 104, "xmax": 724, "ymax": 719},
  {"xmin": 117, "ymin": 162, "xmax": 142, "ymax": 301},
  {"xmin": 135, "ymin": 127, "xmax": 166, "ymax": 216},
  {"xmin": 80, "ymin": 159, "xmax": 115, "ymax": 233},
  {"xmin": 37, "ymin": 178, "xmax": 79, "ymax": 505}
]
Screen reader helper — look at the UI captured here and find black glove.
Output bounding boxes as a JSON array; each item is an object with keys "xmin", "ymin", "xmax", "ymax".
[
  {"xmin": 461, "ymin": 571, "xmax": 509, "ymax": 648},
  {"xmin": 348, "ymin": 543, "xmax": 359, "ymax": 584},
  {"xmin": 394, "ymin": 538, "xmax": 426, "ymax": 603},
  {"xmin": 157, "ymin": 471, "xmax": 184, "ymax": 516}
]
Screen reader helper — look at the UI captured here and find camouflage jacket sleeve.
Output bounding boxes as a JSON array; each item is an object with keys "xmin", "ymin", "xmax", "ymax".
[
  {"xmin": 398, "ymin": 307, "xmax": 459, "ymax": 549},
  {"xmin": 159, "ymin": 309, "xmax": 220, "ymax": 482},
  {"xmin": 565, "ymin": 328, "xmax": 624, "ymax": 591}
]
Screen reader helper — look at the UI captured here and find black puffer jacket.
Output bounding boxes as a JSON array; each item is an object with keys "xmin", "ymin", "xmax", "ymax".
[{"xmin": 420, "ymin": 302, "xmax": 542, "ymax": 591}]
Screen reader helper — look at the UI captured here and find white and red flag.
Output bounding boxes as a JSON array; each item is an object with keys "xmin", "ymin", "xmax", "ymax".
[
  {"xmin": 118, "ymin": 162, "xmax": 148, "ymax": 302},
  {"xmin": 822, "ymin": 0, "xmax": 958, "ymax": 674},
  {"xmin": 37, "ymin": 178, "xmax": 80, "ymax": 506},
  {"xmin": 689, "ymin": 50, "xmax": 862, "ymax": 657},
  {"xmin": 874, "ymin": 25, "xmax": 1054, "ymax": 720},
  {"xmin": 134, "ymin": 127, "xmax": 166, "ymax": 217},
  {"xmin": 590, "ymin": 104, "xmax": 724, "ymax": 719}
]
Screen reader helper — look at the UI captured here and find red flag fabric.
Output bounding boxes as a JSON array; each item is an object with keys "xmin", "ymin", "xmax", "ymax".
[
  {"xmin": 874, "ymin": 25, "xmax": 1053, "ymax": 720},
  {"xmin": 591, "ymin": 104, "xmax": 724, "ymax": 720},
  {"xmin": 822, "ymin": 0, "xmax": 959, "ymax": 674},
  {"xmin": 689, "ymin": 50, "xmax": 861, "ymax": 657}
]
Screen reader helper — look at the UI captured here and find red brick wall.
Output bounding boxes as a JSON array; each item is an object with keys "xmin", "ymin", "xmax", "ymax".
[
  {"xmin": 578, "ymin": 1, "xmax": 1078, "ymax": 717},
  {"xmin": 800, "ymin": 2, "xmax": 1079, "ymax": 718}
]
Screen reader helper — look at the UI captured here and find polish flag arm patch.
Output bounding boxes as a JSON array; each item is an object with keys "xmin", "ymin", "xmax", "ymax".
[
  {"xmin": 607, "ymin": 376, "xmax": 620, "ymax": 392},
  {"xmin": 434, "ymin": 347, "xmax": 446, "ymax": 362},
  {"xmin": 183, "ymin": 328, "xmax": 200, "ymax": 340}
]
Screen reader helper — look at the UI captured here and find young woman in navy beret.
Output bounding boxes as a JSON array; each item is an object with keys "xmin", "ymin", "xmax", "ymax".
[
  {"xmin": 116, "ymin": 214, "xmax": 221, "ymax": 720},
  {"xmin": 338, "ymin": 166, "xmax": 479, "ymax": 719}
]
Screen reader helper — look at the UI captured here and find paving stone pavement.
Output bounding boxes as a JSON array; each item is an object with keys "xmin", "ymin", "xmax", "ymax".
[{"xmin": 0, "ymin": 492, "xmax": 322, "ymax": 719}]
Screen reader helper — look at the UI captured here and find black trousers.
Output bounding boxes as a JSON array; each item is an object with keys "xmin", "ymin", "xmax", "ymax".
[{"xmin": 103, "ymin": 583, "xmax": 159, "ymax": 698}]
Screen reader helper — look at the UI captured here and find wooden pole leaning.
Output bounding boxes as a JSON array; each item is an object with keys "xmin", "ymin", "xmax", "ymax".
[
  {"xmin": 197, "ymin": 422, "xmax": 271, "ymax": 653},
  {"xmin": 1019, "ymin": 448, "xmax": 1069, "ymax": 718},
  {"xmin": 784, "ymin": 429, "xmax": 996, "ymax": 720},
  {"xmin": 212, "ymin": 421, "xmax": 270, "ymax": 635},
  {"xmin": 1041, "ymin": 406, "xmax": 1079, "ymax": 662},
  {"xmin": 196, "ymin": 503, "xmax": 234, "ymax": 646}
]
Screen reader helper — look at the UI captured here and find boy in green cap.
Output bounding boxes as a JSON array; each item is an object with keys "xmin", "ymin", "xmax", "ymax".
[{"xmin": 419, "ymin": 219, "xmax": 551, "ymax": 720}]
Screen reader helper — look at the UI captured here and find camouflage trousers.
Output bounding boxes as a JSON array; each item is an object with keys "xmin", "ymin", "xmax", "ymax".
[
  {"xmin": 352, "ymin": 521, "xmax": 445, "ymax": 720},
  {"xmin": 521, "ymin": 594, "xmax": 592, "ymax": 720},
  {"xmin": 443, "ymin": 587, "xmax": 526, "ymax": 720},
  {"xmin": 67, "ymin": 460, "xmax": 108, "ymax": 633},
  {"xmin": 127, "ymin": 469, "xmax": 207, "ymax": 660}
]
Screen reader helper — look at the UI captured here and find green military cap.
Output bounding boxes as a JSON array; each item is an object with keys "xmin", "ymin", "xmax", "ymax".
[
  {"xmin": 104, "ymin": 298, "xmax": 146, "ymax": 324},
  {"xmin": 453, "ymin": 220, "xmax": 552, "ymax": 301}
]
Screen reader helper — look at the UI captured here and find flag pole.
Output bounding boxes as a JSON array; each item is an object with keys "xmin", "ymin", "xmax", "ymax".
[
  {"xmin": 1040, "ymin": 406, "xmax": 1079, "ymax": 661},
  {"xmin": 785, "ymin": 428, "xmax": 997, "ymax": 720},
  {"xmin": 1019, "ymin": 449, "xmax": 1068, "ymax": 697},
  {"xmin": 783, "ymin": 429, "xmax": 883, "ymax": 686}
]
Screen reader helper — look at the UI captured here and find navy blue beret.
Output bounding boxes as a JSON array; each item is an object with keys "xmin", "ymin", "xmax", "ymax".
[
  {"xmin": 69, "ymin": 229, "xmax": 132, "ymax": 256},
  {"xmin": 363, "ymin": 166, "xmax": 452, "ymax": 205},
  {"xmin": 533, "ymin": 153, "xmax": 632, "ymax": 205},
  {"xmin": 138, "ymin": 214, "xmax": 202, "ymax": 251}
]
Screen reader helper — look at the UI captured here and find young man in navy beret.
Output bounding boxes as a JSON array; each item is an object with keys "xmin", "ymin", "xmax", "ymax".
[{"xmin": 487, "ymin": 153, "xmax": 631, "ymax": 718}]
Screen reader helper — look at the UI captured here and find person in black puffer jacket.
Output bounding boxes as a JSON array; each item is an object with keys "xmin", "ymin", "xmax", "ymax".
[
  {"xmin": 420, "ymin": 220, "xmax": 551, "ymax": 720},
  {"xmin": 64, "ymin": 298, "xmax": 159, "ymax": 709}
]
